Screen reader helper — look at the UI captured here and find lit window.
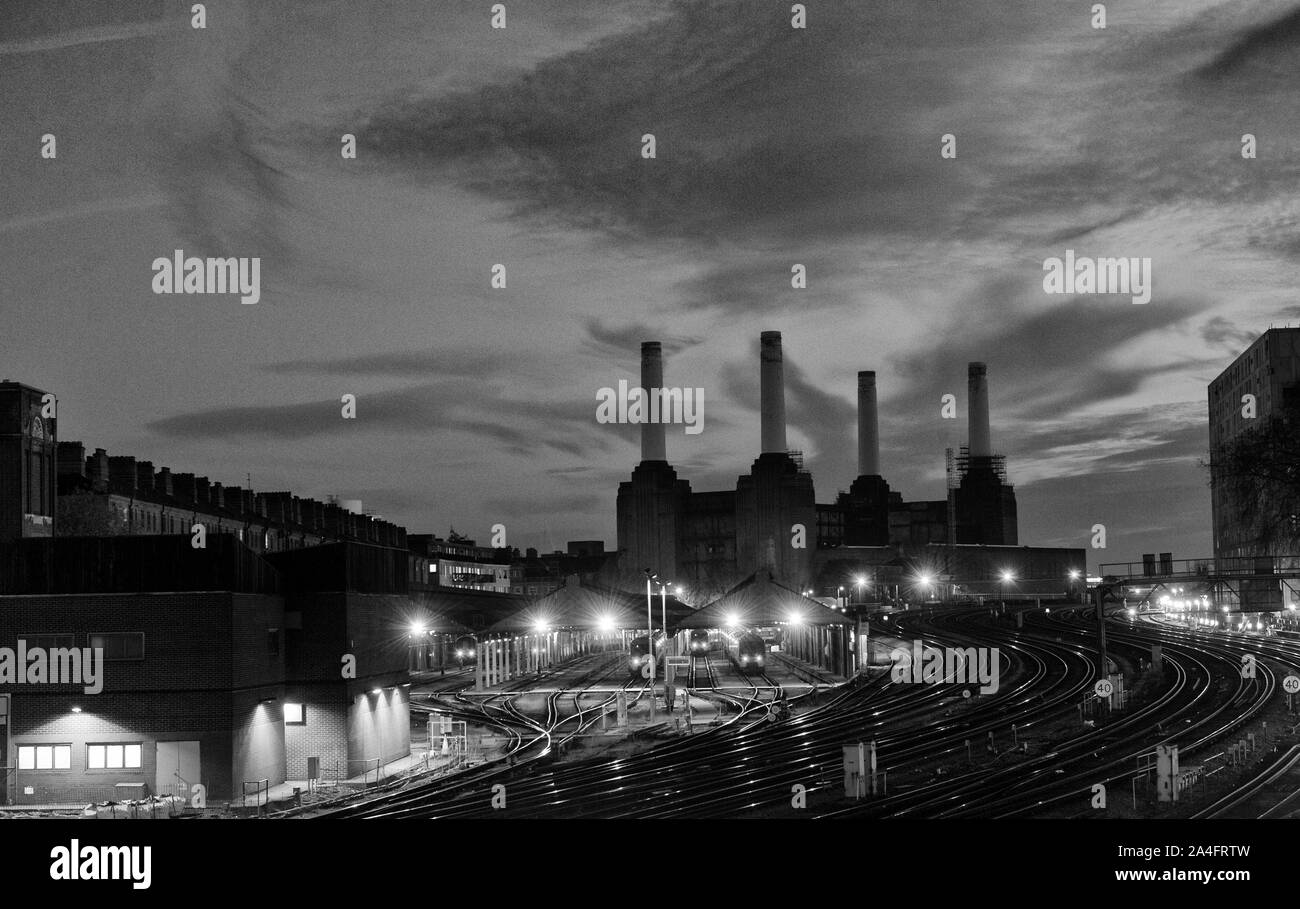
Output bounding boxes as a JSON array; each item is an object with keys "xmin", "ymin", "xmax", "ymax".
[
  {"xmin": 284, "ymin": 703, "xmax": 305, "ymax": 725},
  {"xmin": 88, "ymin": 744, "xmax": 142, "ymax": 770},
  {"xmin": 19, "ymin": 744, "xmax": 70, "ymax": 770}
]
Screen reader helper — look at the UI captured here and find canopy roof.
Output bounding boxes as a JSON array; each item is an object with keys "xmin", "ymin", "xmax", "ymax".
[
  {"xmin": 677, "ymin": 571, "xmax": 849, "ymax": 629},
  {"xmin": 487, "ymin": 576, "xmax": 692, "ymax": 633}
]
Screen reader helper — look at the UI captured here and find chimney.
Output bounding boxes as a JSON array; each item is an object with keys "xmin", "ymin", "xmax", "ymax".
[
  {"xmin": 57, "ymin": 442, "xmax": 86, "ymax": 481},
  {"xmin": 172, "ymin": 472, "xmax": 196, "ymax": 502},
  {"xmin": 135, "ymin": 461, "xmax": 155, "ymax": 493},
  {"xmin": 640, "ymin": 341, "xmax": 667, "ymax": 462},
  {"xmin": 108, "ymin": 456, "xmax": 138, "ymax": 494},
  {"xmin": 154, "ymin": 467, "xmax": 173, "ymax": 496},
  {"xmin": 86, "ymin": 448, "xmax": 110, "ymax": 493},
  {"xmin": 968, "ymin": 362, "xmax": 991, "ymax": 458},
  {"xmin": 760, "ymin": 331, "xmax": 787, "ymax": 454},
  {"xmin": 857, "ymin": 371, "xmax": 880, "ymax": 476}
]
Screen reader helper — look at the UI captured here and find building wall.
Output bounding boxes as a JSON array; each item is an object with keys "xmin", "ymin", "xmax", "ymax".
[
  {"xmin": 1209, "ymin": 328, "xmax": 1300, "ymax": 559},
  {"xmin": 284, "ymin": 685, "xmax": 349, "ymax": 780},
  {"xmin": 616, "ymin": 462, "xmax": 689, "ymax": 587},
  {"xmin": 735, "ymin": 454, "xmax": 817, "ymax": 590},
  {"xmin": 679, "ymin": 490, "xmax": 739, "ymax": 597},
  {"xmin": 347, "ymin": 685, "xmax": 410, "ymax": 772},
  {"xmin": 0, "ymin": 383, "xmax": 56, "ymax": 542},
  {"xmin": 0, "ymin": 590, "xmax": 285, "ymax": 803}
]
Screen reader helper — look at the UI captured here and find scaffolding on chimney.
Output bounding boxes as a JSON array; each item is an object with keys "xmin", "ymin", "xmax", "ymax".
[
  {"xmin": 952, "ymin": 445, "xmax": 1009, "ymax": 484},
  {"xmin": 788, "ymin": 449, "xmax": 805, "ymax": 469}
]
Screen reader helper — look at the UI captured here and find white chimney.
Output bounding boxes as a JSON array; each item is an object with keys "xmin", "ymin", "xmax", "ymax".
[
  {"xmin": 968, "ymin": 362, "xmax": 991, "ymax": 458},
  {"xmin": 640, "ymin": 341, "xmax": 667, "ymax": 462},
  {"xmin": 760, "ymin": 331, "xmax": 787, "ymax": 454},
  {"xmin": 858, "ymin": 370, "xmax": 879, "ymax": 476}
]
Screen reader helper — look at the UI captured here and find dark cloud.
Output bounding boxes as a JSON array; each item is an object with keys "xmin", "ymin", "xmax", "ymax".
[
  {"xmin": 146, "ymin": 383, "xmax": 623, "ymax": 459},
  {"xmin": 1199, "ymin": 316, "xmax": 1260, "ymax": 352},
  {"xmin": 264, "ymin": 349, "xmax": 502, "ymax": 378},
  {"xmin": 1197, "ymin": 4, "xmax": 1300, "ymax": 79},
  {"xmin": 581, "ymin": 318, "xmax": 702, "ymax": 357}
]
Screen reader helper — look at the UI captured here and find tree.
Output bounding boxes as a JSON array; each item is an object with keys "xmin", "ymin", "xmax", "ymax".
[{"xmin": 56, "ymin": 490, "xmax": 127, "ymax": 536}]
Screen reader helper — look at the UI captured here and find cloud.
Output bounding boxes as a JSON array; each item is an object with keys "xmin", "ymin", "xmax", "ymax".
[
  {"xmin": 581, "ymin": 318, "xmax": 703, "ymax": 357},
  {"xmin": 264, "ymin": 349, "xmax": 501, "ymax": 379},
  {"xmin": 0, "ymin": 18, "xmax": 171, "ymax": 56},
  {"xmin": 1196, "ymin": 4, "xmax": 1300, "ymax": 79},
  {"xmin": 145, "ymin": 383, "xmax": 625, "ymax": 459},
  {"xmin": 1199, "ymin": 316, "xmax": 1259, "ymax": 352}
]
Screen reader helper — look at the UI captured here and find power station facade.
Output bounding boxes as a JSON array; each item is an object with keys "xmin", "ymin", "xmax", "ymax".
[{"xmin": 616, "ymin": 334, "xmax": 1038, "ymax": 599}]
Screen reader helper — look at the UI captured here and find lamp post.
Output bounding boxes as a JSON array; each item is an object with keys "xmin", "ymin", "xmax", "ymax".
[{"xmin": 643, "ymin": 571, "xmax": 655, "ymax": 684}]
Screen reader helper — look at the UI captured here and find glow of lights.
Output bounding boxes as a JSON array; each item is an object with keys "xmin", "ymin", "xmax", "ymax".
[
  {"xmin": 371, "ymin": 688, "xmax": 382, "ymax": 694},
  {"xmin": 596, "ymin": 615, "xmax": 615, "ymax": 633},
  {"xmin": 917, "ymin": 574, "xmax": 933, "ymax": 587},
  {"xmin": 788, "ymin": 613, "xmax": 803, "ymax": 625},
  {"xmin": 855, "ymin": 576, "xmax": 866, "ymax": 587},
  {"xmin": 534, "ymin": 621, "xmax": 549, "ymax": 634},
  {"xmin": 676, "ymin": 586, "xmax": 683, "ymax": 596},
  {"xmin": 1000, "ymin": 570, "xmax": 1015, "ymax": 583},
  {"xmin": 409, "ymin": 622, "xmax": 426, "ymax": 636},
  {"xmin": 726, "ymin": 613, "xmax": 740, "ymax": 628},
  {"xmin": 70, "ymin": 706, "xmax": 82, "ymax": 713},
  {"xmin": 1069, "ymin": 570, "xmax": 1081, "ymax": 581}
]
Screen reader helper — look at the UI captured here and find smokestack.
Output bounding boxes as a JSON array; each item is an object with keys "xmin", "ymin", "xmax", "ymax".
[
  {"xmin": 858, "ymin": 371, "xmax": 879, "ymax": 476},
  {"xmin": 760, "ymin": 331, "xmax": 787, "ymax": 454},
  {"xmin": 968, "ymin": 362, "xmax": 991, "ymax": 458},
  {"xmin": 640, "ymin": 341, "xmax": 667, "ymax": 462}
]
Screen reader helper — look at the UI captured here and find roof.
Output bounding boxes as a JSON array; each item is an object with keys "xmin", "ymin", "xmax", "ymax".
[
  {"xmin": 487, "ymin": 577, "xmax": 692, "ymax": 633},
  {"xmin": 679, "ymin": 571, "xmax": 850, "ymax": 628}
]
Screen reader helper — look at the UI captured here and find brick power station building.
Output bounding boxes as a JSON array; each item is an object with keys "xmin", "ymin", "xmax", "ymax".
[{"xmin": 616, "ymin": 336, "xmax": 1080, "ymax": 603}]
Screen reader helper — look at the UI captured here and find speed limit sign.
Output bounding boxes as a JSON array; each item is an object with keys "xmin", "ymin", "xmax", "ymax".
[
  {"xmin": 1094, "ymin": 679, "xmax": 1114, "ymax": 699},
  {"xmin": 1283, "ymin": 675, "xmax": 1300, "ymax": 695}
]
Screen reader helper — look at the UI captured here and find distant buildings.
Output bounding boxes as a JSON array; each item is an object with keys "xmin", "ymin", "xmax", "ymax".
[{"xmin": 408, "ymin": 533, "xmax": 511, "ymax": 593}]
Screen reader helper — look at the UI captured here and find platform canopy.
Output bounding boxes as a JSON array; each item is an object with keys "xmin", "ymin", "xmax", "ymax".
[
  {"xmin": 678, "ymin": 571, "xmax": 849, "ymax": 629},
  {"xmin": 487, "ymin": 575, "xmax": 691, "ymax": 633}
]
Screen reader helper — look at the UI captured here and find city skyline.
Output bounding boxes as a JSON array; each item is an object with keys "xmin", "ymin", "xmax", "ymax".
[{"xmin": 6, "ymin": 1, "xmax": 1300, "ymax": 566}]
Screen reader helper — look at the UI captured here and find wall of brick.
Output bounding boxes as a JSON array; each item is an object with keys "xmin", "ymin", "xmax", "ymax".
[{"xmin": 0, "ymin": 591, "xmax": 286, "ymax": 803}]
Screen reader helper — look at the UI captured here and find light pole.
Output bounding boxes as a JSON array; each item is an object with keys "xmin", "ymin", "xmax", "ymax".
[
  {"xmin": 643, "ymin": 571, "xmax": 655, "ymax": 683},
  {"xmin": 660, "ymin": 581, "xmax": 669, "ymax": 655}
]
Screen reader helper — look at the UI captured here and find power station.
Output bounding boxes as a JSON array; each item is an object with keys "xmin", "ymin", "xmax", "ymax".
[{"xmin": 616, "ymin": 334, "xmax": 1079, "ymax": 601}]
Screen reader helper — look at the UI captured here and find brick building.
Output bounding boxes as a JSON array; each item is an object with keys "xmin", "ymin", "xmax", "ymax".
[{"xmin": 0, "ymin": 535, "xmax": 411, "ymax": 806}]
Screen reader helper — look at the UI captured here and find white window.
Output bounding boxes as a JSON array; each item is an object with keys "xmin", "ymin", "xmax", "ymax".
[
  {"xmin": 284, "ymin": 703, "xmax": 305, "ymax": 724},
  {"xmin": 18, "ymin": 744, "xmax": 71, "ymax": 770},
  {"xmin": 88, "ymin": 743, "xmax": 142, "ymax": 770}
]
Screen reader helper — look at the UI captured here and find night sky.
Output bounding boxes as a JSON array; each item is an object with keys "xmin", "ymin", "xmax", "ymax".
[{"xmin": 4, "ymin": 0, "xmax": 1299, "ymax": 568}]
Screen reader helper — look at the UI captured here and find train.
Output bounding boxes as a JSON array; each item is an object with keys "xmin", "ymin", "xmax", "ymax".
[
  {"xmin": 628, "ymin": 635, "xmax": 661, "ymax": 679},
  {"xmin": 452, "ymin": 635, "xmax": 478, "ymax": 665},
  {"xmin": 689, "ymin": 629, "xmax": 720, "ymax": 654},
  {"xmin": 729, "ymin": 631, "xmax": 767, "ymax": 675}
]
